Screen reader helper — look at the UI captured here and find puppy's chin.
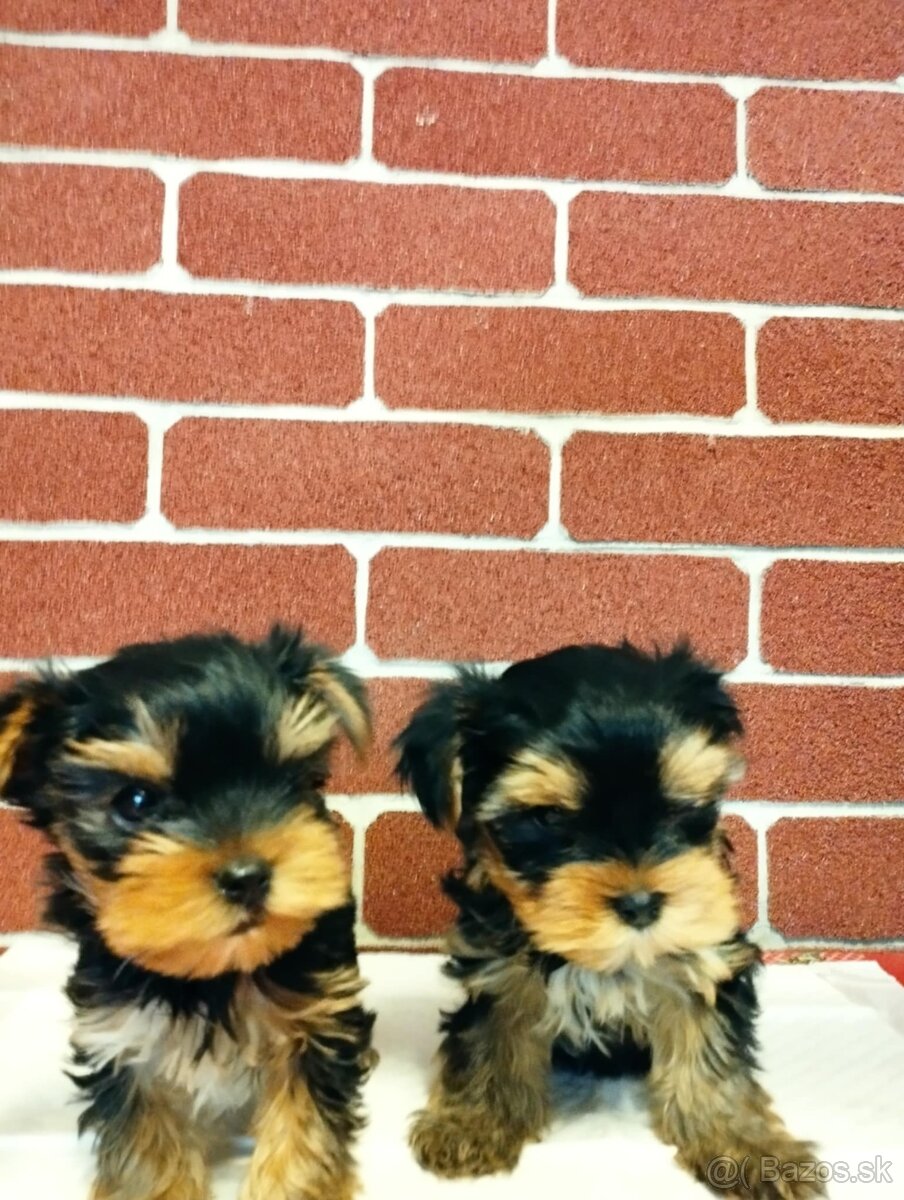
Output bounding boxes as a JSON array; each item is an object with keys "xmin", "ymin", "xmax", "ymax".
[
  {"xmin": 486, "ymin": 847, "xmax": 740, "ymax": 973},
  {"xmin": 83, "ymin": 810, "xmax": 350, "ymax": 979}
]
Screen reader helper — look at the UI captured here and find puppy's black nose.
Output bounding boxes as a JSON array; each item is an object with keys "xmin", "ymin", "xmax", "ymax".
[
  {"xmin": 216, "ymin": 857, "xmax": 272, "ymax": 909},
  {"xmin": 612, "ymin": 890, "xmax": 664, "ymax": 929}
]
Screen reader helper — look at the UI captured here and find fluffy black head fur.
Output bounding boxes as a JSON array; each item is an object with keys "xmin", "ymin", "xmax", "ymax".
[
  {"xmin": 0, "ymin": 625, "xmax": 371, "ymax": 980},
  {"xmin": 397, "ymin": 641, "xmax": 745, "ymax": 971}
]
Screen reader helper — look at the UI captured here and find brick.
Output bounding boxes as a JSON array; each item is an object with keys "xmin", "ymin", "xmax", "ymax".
[
  {"xmin": 735, "ymin": 685, "xmax": 904, "ymax": 803},
  {"xmin": 757, "ymin": 319, "xmax": 904, "ymax": 425},
  {"xmin": 562, "ymin": 433, "xmax": 904, "ymax": 548},
  {"xmin": 377, "ymin": 308, "xmax": 745, "ymax": 416},
  {"xmin": 0, "ymin": 543, "xmax": 355, "ymax": 658},
  {"xmin": 0, "ymin": 48, "xmax": 361, "ymax": 163},
  {"xmin": 374, "ymin": 70, "xmax": 734, "ymax": 184},
  {"xmin": 569, "ymin": 193, "xmax": 904, "ymax": 308},
  {"xmin": 363, "ymin": 812, "xmax": 460, "ymax": 938},
  {"xmin": 333, "ymin": 678, "xmax": 430, "ymax": 794},
  {"xmin": 748, "ymin": 89, "xmax": 904, "ymax": 195},
  {"xmin": 179, "ymin": 176, "xmax": 554, "ymax": 292},
  {"xmin": 0, "ymin": 412, "xmax": 147, "ymax": 523},
  {"xmin": 722, "ymin": 814, "xmax": 757, "ymax": 930},
  {"xmin": 0, "ymin": 809, "xmax": 48, "ymax": 932},
  {"xmin": 0, "ymin": 166, "xmax": 162, "ymax": 273},
  {"xmin": 768, "ymin": 818, "xmax": 904, "ymax": 939},
  {"xmin": 180, "ymin": 0, "xmax": 546, "ymax": 62},
  {"xmin": 0, "ymin": 289, "xmax": 363, "ymax": 406},
  {"xmin": 557, "ymin": 0, "xmax": 904, "ymax": 81},
  {"xmin": 163, "ymin": 420, "xmax": 548, "ymax": 537},
  {"xmin": 761, "ymin": 562, "xmax": 904, "ymax": 676},
  {"xmin": 367, "ymin": 549, "xmax": 747, "ymax": 665},
  {"xmin": 0, "ymin": 0, "xmax": 164, "ymax": 35}
]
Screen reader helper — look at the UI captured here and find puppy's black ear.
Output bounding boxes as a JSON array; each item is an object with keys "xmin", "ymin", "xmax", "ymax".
[
  {"xmin": 0, "ymin": 677, "xmax": 66, "ymax": 819},
  {"xmin": 263, "ymin": 625, "xmax": 372, "ymax": 760},
  {"xmin": 658, "ymin": 642, "xmax": 742, "ymax": 741},
  {"xmin": 395, "ymin": 669, "xmax": 493, "ymax": 832},
  {"xmin": 395, "ymin": 682, "xmax": 462, "ymax": 831}
]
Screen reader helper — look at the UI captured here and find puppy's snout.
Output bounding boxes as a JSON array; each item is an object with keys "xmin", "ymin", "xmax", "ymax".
[
  {"xmin": 216, "ymin": 857, "xmax": 272, "ymax": 909},
  {"xmin": 611, "ymin": 890, "xmax": 664, "ymax": 930}
]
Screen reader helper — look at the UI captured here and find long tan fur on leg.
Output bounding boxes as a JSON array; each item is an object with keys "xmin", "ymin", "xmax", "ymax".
[
  {"xmin": 648, "ymin": 983, "xmax": 824, "ymax": 1200},
  {"xmin": 90, "ymin": 1082, "xmax": 209, "ymax": 1200},
  {"xmin": 410, "ymin": 952, "xmax": 553, "ymax": 1178}
]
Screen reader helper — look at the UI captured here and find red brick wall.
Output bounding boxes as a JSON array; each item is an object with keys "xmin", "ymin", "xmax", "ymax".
[{"xmin": 0, "ymin": 1, "xmax": 902, "ymax": 951}]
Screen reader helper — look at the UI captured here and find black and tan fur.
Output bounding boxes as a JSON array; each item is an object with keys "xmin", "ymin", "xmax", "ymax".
[
  {"xmin": 396, "ymin": 642, "xmax": 822, "ymax": 1199},
  {"xmin": 0, "ymin": 627, "xmax": 376, "ymax": 1200}
]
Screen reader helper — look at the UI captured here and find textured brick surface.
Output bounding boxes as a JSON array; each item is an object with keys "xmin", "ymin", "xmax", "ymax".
[
  {"xmin": 757, "ymin": 319, "xmax": 904, "ymax": 425},
  {"xmin": 0, "ymin": 412, "xmax": 147, "ymax": 523},
  {"xmin": 749, "ymin": 90, "xmax": 904, "ymax": 195},
  {"xmin": 569, "ymin": 193, "xmax": 904, "ymax": 307},
  {"xmin": 0, "ymin": 0, "xmax": 164, "ymax": 34},
  {"xmin": 723, "ymin": 814, "xmax": 757, "ymax": 930},
  {"xmin": 557, "ymin": 0, "xmax": 904, "ymax": 80},
  {"xmin": 333, "ymin": 678, "xmax": 429, "ymax": 794},
  {"xmin": 0, "ymin": 289, "xmax": 363, "ymax": 406},
  {"xmin": 736, "ymin": 685, "xmax": 904, "ymax": 803},
  {"xmin": 180, "ymin": 176, "xmax": 554, "ymax": 292},
  {"xmin": 180, "ymin": 0, "xmax": 546, "ymax": 61},
  {"xmin": 374, "ymin": 71, "xmax": 734, "ymax": 183},
  {"xmin": 0, "ymin": 810, "xmax": 48, "ymax": 932},
  {"xmin": 562, "ymin": 434, "xmax": 903, "ymax": 548},
  {"xmin": 0, "ymin": 543, "xmax": 356, "ymax": 658},
  {"xmin": 768, "ymin": 819, "xmax": 904, "ymax": 939},
  {"xmin": 163, "ymin": 420, "xmax": 549, "ymax": 536},
  {"xmin": 0, "ymin": 48, "xmax": 361, "ymax": 162},
  {"xmin": 761, "ymin": 563, "xmax": 904, "ymax": 676},
  {"xmin": 376, "ymin": 308, "xmax": 745, "ymax": 416},
  {"xmin": 363, "ymin": 813, "xmax": 460, "ymax": 938},
  {"xmin": 368, "ymin": 550, "xmax": 748, "ymax": 664},
  {"xmin": 0, "ymin": 166, "xmax": 162, "ymax": 273}
]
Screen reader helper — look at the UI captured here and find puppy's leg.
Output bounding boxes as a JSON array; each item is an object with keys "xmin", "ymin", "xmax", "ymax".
[
  {"xmin": 410, "ymin": 956, "xmax": 552, "ymax": 1178},
  {"xmin": 240, "ymin": 969, "xmax": 375, "ymax": 1200},
  {"xmin": 647, "ymin": 964, "xmax": 824, "ymax": 1199},
  {"xmin": 81, "ymin": 1066, "xmax": 208, "ymax": 1200}
]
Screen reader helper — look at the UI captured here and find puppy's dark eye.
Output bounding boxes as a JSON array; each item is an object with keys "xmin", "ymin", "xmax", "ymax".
[
  {"xmin": 494, "ymin": 807, "xmax": 564, "ymax": 846},
  {"xmin": 112, "ymin": 786, "xmax": 159, "ymax": 825}
]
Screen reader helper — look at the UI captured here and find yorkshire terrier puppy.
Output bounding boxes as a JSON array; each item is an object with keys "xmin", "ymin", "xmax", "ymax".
[
  {"xmin": 0, "ymin": 627, "xmax": 375, "ymax": 1200},
  {"xmin": 397, "ymin": 642, "xmax": 822, "ymax": 1199}
]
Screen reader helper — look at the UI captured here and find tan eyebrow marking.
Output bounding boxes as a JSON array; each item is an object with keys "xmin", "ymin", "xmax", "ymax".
[{"xmin": 660, "ymin": 729, "xmax": 744, "ymax": 804}]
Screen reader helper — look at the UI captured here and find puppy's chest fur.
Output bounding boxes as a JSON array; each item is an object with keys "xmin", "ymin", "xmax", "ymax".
[
  {"xmin": 73, "ymin": 982, "xmax": 279, "ymax": 1119},
  {"xmin": 546, "ymin": 963, "xmax": 651, "ymax": 1053},
  {"xmin": 544, "ymin": 949, "xmax": 731, "ymax": 1054}
]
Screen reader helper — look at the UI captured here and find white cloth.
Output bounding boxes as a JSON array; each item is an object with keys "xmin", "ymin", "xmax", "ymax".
[{"xmin": 0, "ymin": 936, "xmax": 902, "ymax": 1198}]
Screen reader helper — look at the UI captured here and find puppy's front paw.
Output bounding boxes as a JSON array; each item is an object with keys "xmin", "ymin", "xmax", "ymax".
[
  {"xmin": 692, "ymin": 1139, "xmax": 827, "ymax": 1199},
  {"xmin": 409, "ymin": 1107, "xmax": 529, "ymax": 1178}
]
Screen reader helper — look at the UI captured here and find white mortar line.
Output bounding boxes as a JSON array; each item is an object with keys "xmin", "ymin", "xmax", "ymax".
[
  {"xmin": 1, "ymin": 29, "xmax": 903, "ymax": 92},
  {"xmin": 0, "ymin": 519, "xmax": 903, "ymax": 566},
  {"xmin": 356, "ymin": 60, "xmax": 378, "ymax": 162},
  {"xmin": 165, "ymin": 0, "xmax": 179, "ymax": 35},
  {"xmin": 4, "ymin": 144, "xmax": 904, "ymax": 205},
  {"xmin": 0, "ymin": 270, "xmax": 901, "ymax": 321},
  {"xmin": 3, "ymin": 390, "xmax": 904, "ymax": 441},
  {"xmin": 725, "ymin": 801, "xmax": 904, "ymax": 820},
  {"xmin": 141, "ymin": 409, "xmax": 169, "ymax": 520},
  {"xmin": 1, "ymin": 653, "xmax": 902, "ymax": 687}
]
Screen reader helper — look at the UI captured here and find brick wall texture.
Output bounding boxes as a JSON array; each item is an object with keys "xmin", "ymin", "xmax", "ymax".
[{"xmin": 0, "ymin": 2, "xmax": 901, "ymax": 951}]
